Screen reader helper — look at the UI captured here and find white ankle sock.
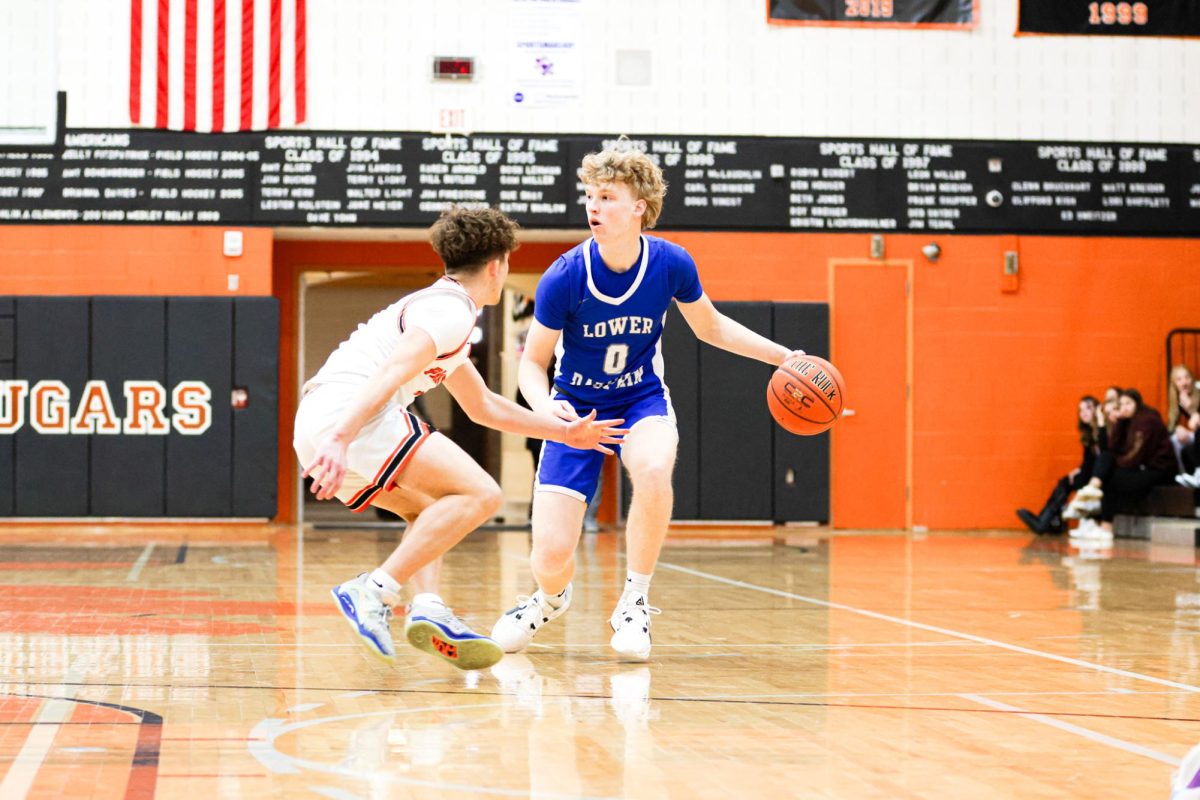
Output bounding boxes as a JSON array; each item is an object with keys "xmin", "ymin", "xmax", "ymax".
[
  {"xmin": 369, "ymin": 568, "xmax": 401, "ymax": 595},
  {"xmin": 543, "ymin": 585, "xmax": 569, "ymax": 609},
  {"xmin": 624, "ymin": 570, "xmax": 652, "ymax": 598}
]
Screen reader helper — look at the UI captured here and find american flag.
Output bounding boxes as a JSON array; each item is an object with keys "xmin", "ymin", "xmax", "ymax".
[{"xmin": 129, "ymin": 0, "xmax": 307, "ymax": 132}]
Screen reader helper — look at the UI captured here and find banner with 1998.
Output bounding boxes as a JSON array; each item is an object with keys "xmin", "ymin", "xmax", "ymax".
[{"xmin": 1017, "ymin": 1, "xmax": 1200, "ymax": 37}]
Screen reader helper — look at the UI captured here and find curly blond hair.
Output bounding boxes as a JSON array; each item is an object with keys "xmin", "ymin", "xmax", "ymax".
[
  {"xmin": 429, "ymin": 206, "xmax": 520, "ymax": 274},
  {"xmin": 578, "ymin": 145, "xmax": 667, "ymax": 230}
]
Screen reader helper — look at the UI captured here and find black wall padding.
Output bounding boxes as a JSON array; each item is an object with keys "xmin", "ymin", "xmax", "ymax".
[
  {"xmin": 617, "ymin": 301, "xmax": 832, "ymax": 524},
  {"xmin": 0, "ymin": 299, "xmax": 13, "ymax": 515},
  {"xmin": 0, "ymin": 296, "xmax": 279, "ymax": 519},
  {"xmin": 165, "ymin": 298, "xmax": 233, "ymax": 516},
  {"xmin": 620, "ymin": 304, "xmax": 700, "ymax": 519},
  {"xmin": 0, "ymin": 318, "xmax": 13, "ymax": 360},
  {"xmin": 661, "ymin": 304, "xmax": 700, "ymax": 518},
  {"xmin": 698, "ymin": 303, "xmax": 776, "ymax": 520},
  {"xmin": 14, "ymin": 298, "xmax": 90, "ymax": 516},
  {"xmin": 773, "ymin": 303, "xmax": 831, "ymax": 522},
  {"xmin": 231, "ymin": 298, "xmax": 279, "ymax": 517},
  {"xmin": 90, "ymin": 298, "xmax": 167, "ymax": 516}
]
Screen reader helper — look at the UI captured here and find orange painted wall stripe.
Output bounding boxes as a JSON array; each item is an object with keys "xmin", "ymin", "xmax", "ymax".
[
  {"xmin": 0, "ymin": 226, "xmax": 273, "ymax": 296},
  {"xmin": 3, "ymin": 227, "xmax": 1199, "ymax": 529}
]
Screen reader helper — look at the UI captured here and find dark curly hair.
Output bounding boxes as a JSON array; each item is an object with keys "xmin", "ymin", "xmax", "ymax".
[{"xmin": 429, "ymin": 206, "xmax": 520, "ymax": 275}]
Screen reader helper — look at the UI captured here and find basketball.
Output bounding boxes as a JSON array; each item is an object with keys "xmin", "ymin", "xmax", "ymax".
[{"xmin": 767, "ymin": 355, "xmax": 845, "ymax": 436}]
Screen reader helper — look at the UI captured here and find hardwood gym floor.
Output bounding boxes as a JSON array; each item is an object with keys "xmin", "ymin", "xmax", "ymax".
[{"xmin": 0, "ymin": 522, "xmax": 1194, "ymax": 798}]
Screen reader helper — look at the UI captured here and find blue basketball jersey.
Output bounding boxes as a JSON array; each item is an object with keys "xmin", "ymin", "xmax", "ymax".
[{"xmin": 534, "ymin": 235, "xmax": 704, "ymax": 407}]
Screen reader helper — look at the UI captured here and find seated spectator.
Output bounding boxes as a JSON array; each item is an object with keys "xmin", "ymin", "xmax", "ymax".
[
  {"xmin": 1168, "ymin": 364, "xmax": 1200, "ymax": 474},
  {"xmin": 1063, "ymin": 393, "xmax": 1120, "ymax": 523},
  {"xmin": 1016, "ymin": 395, "xmax": 1102, "ymax": 535},
  {"xmin": 1067, "ymin": 388, "xmax": 1176, "ymax": 540}
]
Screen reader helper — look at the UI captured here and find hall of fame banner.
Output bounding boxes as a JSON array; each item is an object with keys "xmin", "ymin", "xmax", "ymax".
[
  {"xmin": 1017, "ymin": 0, "xmax": 1200, "ymax": 37},
  {"xmin": 767, "ymin": 0, "xmax": 976, "ymax": 28}
]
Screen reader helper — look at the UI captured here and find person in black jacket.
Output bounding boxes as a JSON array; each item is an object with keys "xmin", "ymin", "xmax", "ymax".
[
  {"xmin": 1069, "ymin": 388, "xmax": 1177, "ymax": 540},
  {"xmin": 1017, "ymin": 395, "xmax": 1102, "ymax": 535}
]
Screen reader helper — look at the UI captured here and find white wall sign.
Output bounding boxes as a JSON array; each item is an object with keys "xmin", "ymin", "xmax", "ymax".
[{"xmin": 509, "ymin": 0, "xmax": 583, "ymax": 110}]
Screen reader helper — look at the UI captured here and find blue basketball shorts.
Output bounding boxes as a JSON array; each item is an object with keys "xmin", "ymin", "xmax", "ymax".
[{"xmin": 535, "ymin": 390, "xmax": 676, "ymax": 504}]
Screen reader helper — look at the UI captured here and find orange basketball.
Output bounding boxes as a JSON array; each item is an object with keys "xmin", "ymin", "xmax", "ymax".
[{"xmin": 767, "ymin": 354, "xmax": 845, "ymax": 436}]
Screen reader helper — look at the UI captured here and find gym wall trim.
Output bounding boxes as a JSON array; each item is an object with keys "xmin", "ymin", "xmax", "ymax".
[{"xmin": 0, "ymin": 296, "xmax": 278, "ymax": 518}]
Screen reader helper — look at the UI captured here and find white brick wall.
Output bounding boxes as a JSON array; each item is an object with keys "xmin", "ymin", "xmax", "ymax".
[
  {"xmin": 35, "ymin": 0, "xmax": 1200, "ymax": 142},
  {"xmin": 0, "ymin": 0, "xmax": 57, "ymax": 142}
]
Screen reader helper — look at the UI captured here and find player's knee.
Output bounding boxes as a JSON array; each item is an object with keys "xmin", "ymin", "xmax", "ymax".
[
  {"xmin": 629, "ymin": 460, "xmax": 673, "ymax": 491},
  {"xmin": 472, "ymin": 481, "xmax": 504, "ymax": 519},
  {"xmin": 531, "ymin": 540, "xmax": 574, "ymax": 574}
]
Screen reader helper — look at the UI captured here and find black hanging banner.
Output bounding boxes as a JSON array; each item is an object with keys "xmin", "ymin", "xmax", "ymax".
[
  {"xmin": 1017, "ymin": 1, "xmax": 1200, "ymax": 37},
  {"xmin": 4, "ymin": 128, "xmax": 1200, "ymax": 237},
  {"xmin": 767, "ymin": 0, "xmax": 976, "ymax": 28}
]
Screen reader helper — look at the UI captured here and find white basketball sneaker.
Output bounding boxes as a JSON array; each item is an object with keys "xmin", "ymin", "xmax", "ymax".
[
  {"xmin": 609, "ymin": 592, "xmax": 661, "ymax": 661},
  {"xmin": 404, "ymin": 593, "xmax": 504, "ymax": 671},
  {"xmin": 331, "ymin": 573, "xmax": 396, "ymax": 663},
  {"xmin": 490, "ymin": 584, "xmax": 572, "ymax": 653}
]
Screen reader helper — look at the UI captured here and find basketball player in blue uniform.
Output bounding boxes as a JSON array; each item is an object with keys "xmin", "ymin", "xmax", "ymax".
[{"xmin": 491, "ymin": 144, "xmax": 803, "ymax": 659}]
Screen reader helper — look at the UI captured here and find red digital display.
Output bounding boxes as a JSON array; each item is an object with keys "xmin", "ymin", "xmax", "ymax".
[{"xmin": 433, "ymin": 58, "xmax": 474, "ymax": 79}]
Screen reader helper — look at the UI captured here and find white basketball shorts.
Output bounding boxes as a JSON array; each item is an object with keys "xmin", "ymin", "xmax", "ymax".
[{"xmin": 293, "ymin": 385, "xmax": 432, "ymax": 512}]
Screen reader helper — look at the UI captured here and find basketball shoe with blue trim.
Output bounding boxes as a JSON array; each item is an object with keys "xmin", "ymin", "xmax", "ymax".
[
  {"xmin": 331, "ymin": 574, "xmax": 396, "ymax": 663},
  {"xmin": 405, "ymin": 593, "xmax": 504, "ymax": 670}
]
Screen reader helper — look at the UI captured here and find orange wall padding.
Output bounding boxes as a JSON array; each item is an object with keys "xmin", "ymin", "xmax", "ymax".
[
  {"xmin": 3, "ymin": 227, "xmax": 1198, "ymax": 529},
  {"xmin": 0, "ymin": 226, "xmax": 273, "ymax": 295}
]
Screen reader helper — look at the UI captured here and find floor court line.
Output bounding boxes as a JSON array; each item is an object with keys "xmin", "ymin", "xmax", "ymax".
[
  {"xmin": 686, "ymin": 689, "xmax": 1197, "ymax": 700},
  {"xmin": 125, "ymin": 542, "xmax": 156, "ymax": 582},
  {"xmin": 6, "ymin": 677, "xmax": 1195, "ymax": 705},
  {"xmin": 249, "ymin": 703, "xmax": 622, "ymax": 799},
  {"xmin": 0, "ymin": 660, "xmax": 90, "ymax": 800},
  {"xmin": 961, "ymin": 694, "xmax": 1180, "ymax": 765},
  {"xmin": 657, "ymin": 561, "xmax": 1200, "ymax": 694},
  {"xmin": 529, "ymin": 640, "xmax": 983, "ymax": 649}
]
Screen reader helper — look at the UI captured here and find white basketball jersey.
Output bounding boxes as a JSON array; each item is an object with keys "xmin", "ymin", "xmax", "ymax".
[{"xmin": 305, "ymin": 276, "xmax": 476, "ymax": 409}]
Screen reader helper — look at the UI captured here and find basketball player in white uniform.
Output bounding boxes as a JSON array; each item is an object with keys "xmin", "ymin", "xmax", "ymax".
[{"xmin": 295, "ymin": 207, "xmax": 626, "ymax": 671}]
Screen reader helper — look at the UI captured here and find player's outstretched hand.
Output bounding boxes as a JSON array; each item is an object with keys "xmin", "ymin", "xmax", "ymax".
[
  {"xmin": 303, "ymin": 436, "xmax": 349, "ymax": 500},
  {"xmin": 563, "ymin": 409, "xmax": 629, "ymax": 455}
]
